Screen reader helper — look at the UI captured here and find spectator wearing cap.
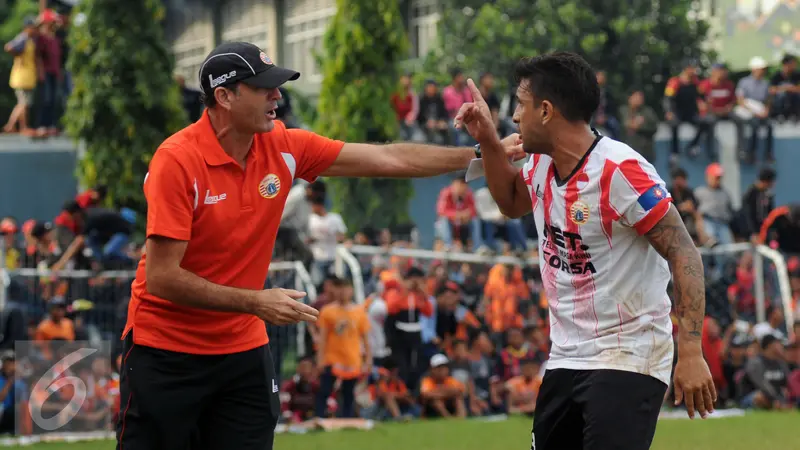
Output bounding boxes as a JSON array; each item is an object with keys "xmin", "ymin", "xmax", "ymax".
[
  {"xmin": 700, "ymin": 63, "xmax": 741, "ymax": 151},
  {"xmin": 441, "ymin": 68, "xmax": 474, "ymax": 146},
  {"xmin": 435, "ymin": 177, "xmax": 481, "ymax": 252},
  {"xmin": 620, "ymin": 90, "xmax": 659, "ymax": 163},
  {"xmin": 739, "ymin": 334, "xmax": 793, "ymax": 410},
  {"xmin": 3, "ymin": 16, "xmax": 39, "ymax": 136},
  {"xmin": 591, "ymin": 70, "xmax": 620, "ymax": 139},
  {"xmin": 34, "ymin": 9, "xmax": 63, "ymax": 138},
  {"xmin": 419, "ymin": 354, "xmax": 467, "ymax": 418},
  {"xmin": 416, "ymin": 80, "xmax": 449, "ymax": 144},
  {"xmin": 694, "ymin": 163, "xmax": 735, "ymax": 247},
  {"xmin": 0, "ymin": 353, "xmax": 26, "ymax": 435},
  {"xmin": 734, "ymin": 56, "xmax": 774, "ymax": 163},
  {"xmin": 383, "ymin": 267, "xmax": 433, "ymax": 390},
  {"xmin": 739, "ymin": 167, "xmax": 776, "ymax": 242},
  {"xmin": 0, "ymin": 217, "xmax": 21, "ymax": 270},
  {"xmin": 474, "ymin": 186, "xmax": 528, "ymax": 255},
  {"xmin": 769, "ymin": 54, "xmax": 799, "ymax": 121},
  {"xmin": 663, "ymin": 60, "xmax": 713, "ymax": 163},
  {"xmin": 391, "ymin": 73, "xmax": 420, "ymax": 141}
]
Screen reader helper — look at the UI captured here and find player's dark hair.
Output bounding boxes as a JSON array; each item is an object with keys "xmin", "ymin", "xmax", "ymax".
[
  {"xmin": 201, "ymin": 83, "xmax": 239, "ymax": 108},
  {"xmin": 514, "ymin": 52, "xmax": 600, "ymax": 123}
]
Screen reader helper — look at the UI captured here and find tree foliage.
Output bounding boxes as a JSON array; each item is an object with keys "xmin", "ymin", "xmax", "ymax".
[
  {"xmin": 424, "ymin": 0, "xmax": 713, "ymax": 110},
  {"xmin": 0, "ymin": 0, "xmax": 38, "ymax": 122},
  {"xmin": 64, "ymin": 0, "xmax": 186, "ymax": 214},
  {"xmin": 314, "ymin": 0, "xmax": 412, "ymax": 232}
]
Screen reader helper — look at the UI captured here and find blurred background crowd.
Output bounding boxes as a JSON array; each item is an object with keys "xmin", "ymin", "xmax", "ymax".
[{"xmin": 0, "ymin": 0, "xmax": 799, "ymax": 439}]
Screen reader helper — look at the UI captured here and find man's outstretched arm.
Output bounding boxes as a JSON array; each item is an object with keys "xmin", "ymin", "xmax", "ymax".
[
  {"xmin": 644, "ymin": 205, "xmax": 705, "ymax": 345},
  {"xmin": 321, "ymin": 142, "xmax": 476, "ymax": 178}
]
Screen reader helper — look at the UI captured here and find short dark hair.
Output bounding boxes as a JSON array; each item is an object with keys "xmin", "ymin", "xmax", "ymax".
[
  {"xmin": 310, "ymin": 195, "xmax": 326, "ymax": 206},
  {"xmin": 671, "ymin": 167, "xmax": 688, "ymax": 180},
  {"xmin": 63, "ymin": 200, "xmax": 83, "ymax": 215},
  {"xmin": 758, "ymin": 167, "xmax": 777, "ymax": 183},
  {"xmin": 514, "ymin": 52, "xmax": 600, "ymax": 123},
  {"xmin": 781, "ymin": 54, "xmax": 797, "ymax": 65},
  {"xmin": 200, "ymin": 83, "xmax": 239, "ymax": 108},
  {"xmin": 309, "ymin": 180, "xmax": 327, "ymax": 195},
  {"xmin": 450, "ymin": 68, "xmax": 463, "ymax": 80}
]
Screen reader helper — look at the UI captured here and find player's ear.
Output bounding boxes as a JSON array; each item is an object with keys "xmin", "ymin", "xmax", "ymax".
[{"xmin": 541, "ymin": 100, "xmax": 553, "ymax": 125}]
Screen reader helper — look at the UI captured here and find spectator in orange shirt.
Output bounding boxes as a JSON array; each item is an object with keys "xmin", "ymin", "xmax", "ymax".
[
  {"xmin": 420, "ymin": 354, "xmax": 467, "ymax": 418},
  {"xmin": 506, "ymin": 358, "xmax": 542, "ymax": 416},
  {"xmin": 315, "ymin": 277, "xmax": 371, "ymax": 418},
  {"xmin": 35, "ymin": 297, "xmax": 75, "ymax": 342},
  {"xmin": 369, "ymin": 358, "xmax": 420, "ymax": 420},
  {"xmin": 484, "ymin": 264, "xmax": 527, "ymax": 337}
]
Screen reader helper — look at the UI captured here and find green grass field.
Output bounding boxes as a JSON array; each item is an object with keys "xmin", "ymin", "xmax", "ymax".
[{"xmin": 6, "ymin": 412, "xmax": 798, "ymax": 450}]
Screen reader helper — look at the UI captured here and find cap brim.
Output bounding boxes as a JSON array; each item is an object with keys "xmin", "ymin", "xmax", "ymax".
[{"xmin": 242, "ymin": 66, "xmax": 300, "ymax": 90}]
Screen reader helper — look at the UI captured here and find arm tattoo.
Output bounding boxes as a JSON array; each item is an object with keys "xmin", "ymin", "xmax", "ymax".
[{"xmin": 645, "ymin": 205, "xmax": 705, "ymax": 342}]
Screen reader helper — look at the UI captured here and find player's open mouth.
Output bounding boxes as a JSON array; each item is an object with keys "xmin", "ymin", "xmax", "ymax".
[{"xmin": 266, "ymin": 108, "xmax": 277, "ymax": 119}]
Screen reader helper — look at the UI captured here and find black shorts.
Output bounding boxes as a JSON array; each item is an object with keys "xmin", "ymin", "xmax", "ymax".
[
  {"xmin": 532, "ymin": 369, "xmax": 667, "ymax": 450},
  {"xmin": 116, "ymin": 332, "xmax": 280, "ymax": 450}
]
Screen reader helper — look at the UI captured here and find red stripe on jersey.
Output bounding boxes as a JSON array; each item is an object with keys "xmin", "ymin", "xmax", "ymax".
[
  {"xmin": 598, "ymin": 160, "xmax": 618, "ymax": 247},
  {"xmin": 633, "ymin": 198, "xmax": 671, "ymax": 235},
  {"xmin": 618, "ymin": 159, "xmax": 657, "ymax": 194},
  {"xmin": 541, "ymin": 165, "xmax": 562, "ymax": 337},
  {"xmin": 563, "ymin": 166, "xmax": 600, "ymax": 340}
]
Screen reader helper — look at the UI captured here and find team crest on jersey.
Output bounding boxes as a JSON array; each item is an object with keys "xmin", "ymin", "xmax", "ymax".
[
  {"xmin": 570, "ymin": 201, "xmax": 590, "ymax": 225},
  {"xmin": 258, "ymin": 174, "xmax": 281, "ymax": 199}
]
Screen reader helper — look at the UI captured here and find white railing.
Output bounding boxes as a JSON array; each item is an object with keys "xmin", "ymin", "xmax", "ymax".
[{"xmin": 336, "ymin": 242, "xmax": 794, "ymax": 334}]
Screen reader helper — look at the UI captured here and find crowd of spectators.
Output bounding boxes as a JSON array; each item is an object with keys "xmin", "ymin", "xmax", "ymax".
[
  {"xmin": 390, "ymin": 56, "xmax": 799, "ymax": 168},
  {"xmin": 3, "ymin": 7, "xmax": 72, "ymax": 139}
]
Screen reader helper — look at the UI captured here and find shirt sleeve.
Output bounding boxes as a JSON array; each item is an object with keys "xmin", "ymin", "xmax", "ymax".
[
  {"xmin": 144, "ymin": 148, "xmax": 195, "ymax": 241},
  {"xmin": 285, "ymin": 128, "xmax": 345, "ymax": 182},
  {"xmin": 609, "ymin": 158, "xmax": 672, "ymax": 235},
  {"xmin": 520, "ymin": 154, "xmax": 538, "ymax": 189}
]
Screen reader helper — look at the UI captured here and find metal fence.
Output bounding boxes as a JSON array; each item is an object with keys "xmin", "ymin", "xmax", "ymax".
[{"xmin": 0, "ymin": 260, "xmax": 316, "ymax": 381}]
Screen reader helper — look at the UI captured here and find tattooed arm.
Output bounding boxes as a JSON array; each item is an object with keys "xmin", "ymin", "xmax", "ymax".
[{"xmin": 645, "ymin": 204, "xmax": 705, "ymax": 348}]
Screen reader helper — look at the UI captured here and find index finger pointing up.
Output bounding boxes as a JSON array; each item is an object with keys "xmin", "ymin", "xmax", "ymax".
[{"xmin": 467, "ymin": 78, "xmax": 486, "ymax": 104}]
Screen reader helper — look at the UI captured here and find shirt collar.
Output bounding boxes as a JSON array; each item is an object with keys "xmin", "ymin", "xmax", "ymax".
[{"xmin": 196, "ymin": 110, "xmax": 259, "ymax": 166}]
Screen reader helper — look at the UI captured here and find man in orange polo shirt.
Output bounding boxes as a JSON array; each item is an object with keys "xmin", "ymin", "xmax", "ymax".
[{"xmin": 117, "ymin": 41, "xmax": 522, "ymax": 450}]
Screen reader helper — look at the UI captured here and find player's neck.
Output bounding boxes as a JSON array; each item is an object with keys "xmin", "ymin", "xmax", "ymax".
[
  {"xmin": 550, "ymin": 125, "xmax": 597, "ymax": 181},
  {"xmin": 208, "ymin": 110, "xmax": 254, "ymax": 166}
]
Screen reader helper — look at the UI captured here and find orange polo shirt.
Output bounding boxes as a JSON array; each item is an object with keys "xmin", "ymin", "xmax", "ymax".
[
  {"xmin": 318, "ymin": 302, "xmax": 370, "ymax": 379},
  {"xmin": 123, "ymin": 112, "xmax": 344, "ymax": 354}
]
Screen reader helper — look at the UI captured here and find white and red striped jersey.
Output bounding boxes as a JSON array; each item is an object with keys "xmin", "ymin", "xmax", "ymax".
[{"xmin": 521, "ymin": 135, "xmax": 674, "ymax": 386}]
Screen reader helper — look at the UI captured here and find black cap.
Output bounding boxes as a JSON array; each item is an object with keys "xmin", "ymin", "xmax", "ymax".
[
  {"xmin": 31, "ymin": 221, "xmax": 53, "ymax": 239},
  {"xmin": 199, "ymin": 42, "xmax": 300, "ymax": 96}
]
